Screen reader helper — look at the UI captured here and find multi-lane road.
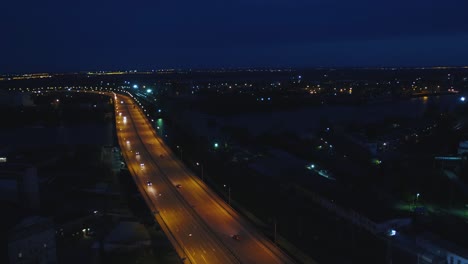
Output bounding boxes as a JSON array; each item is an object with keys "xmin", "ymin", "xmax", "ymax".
[{"xmin": 113, "ymin": 92, "xmax": 295, "ymax": 264}]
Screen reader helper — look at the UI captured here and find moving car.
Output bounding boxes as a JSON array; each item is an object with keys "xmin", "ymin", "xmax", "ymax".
[{"xmin": 146, "ymin": 181, "xmax": 152, "ymax": 186}]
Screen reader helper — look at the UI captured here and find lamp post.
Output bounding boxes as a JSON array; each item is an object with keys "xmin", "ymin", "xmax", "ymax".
[
  {"xmin": 176, "ymin": 145, "xmax": 182, "ymax": 160},
  {"xmin": 224, "ymin": 184, "xmax": 231, "ymax": 205},
  {"xmin": 196, "ymin": 162, "xmax": 204, "ymax": 181},
  {"xmin": 413, "ymin": 193, "xmax": 420, "ymax": 210}
]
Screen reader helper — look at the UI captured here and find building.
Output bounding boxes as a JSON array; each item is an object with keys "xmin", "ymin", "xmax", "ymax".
[
  {"xmin": 416, "ymin": 233, "xmax": 468, "ymax": 264},
  {"xmin": 0, "ymin": 90, "xmax": 35, "ymax": 107},
  {"xmin": 0, "ymin": 163, "xmax": 40, "ymax": 211},
  {"xmin": 8, "ymin": 216, "xmax": 57, "ymax": 264},
  {"xmin": 390, "ymin": 231, "xmax": 468, "ymax": 264}
]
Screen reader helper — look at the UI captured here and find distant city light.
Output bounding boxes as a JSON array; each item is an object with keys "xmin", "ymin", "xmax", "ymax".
[
  {"xmin": 461, "ymin": 96, "xmax": 466, "ymax": 102},
  {"xmin": 214, "ymin": 142, "xmax": 219, "ymax": 148},
  {"xmin": 146, "ymin": 88, "xmax": 152, "ymax": 93},
  {"xmin": 133, "ymin": 84, "xmax": 138, "ymax": 89}
]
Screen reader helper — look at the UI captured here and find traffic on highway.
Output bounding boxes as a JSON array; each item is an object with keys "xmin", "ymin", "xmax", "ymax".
[{"xmin": 114, "ymin": 92, "xmax": 295, "ymax": 264}]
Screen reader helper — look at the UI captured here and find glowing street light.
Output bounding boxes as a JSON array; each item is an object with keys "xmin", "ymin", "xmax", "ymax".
[
  {"xmin": 196, "ymin": 162, "xmax": 204, "ymax": 181},
  {"xmin": 224, "ymin": 184, "xmax": 231, "ymax": 205}
]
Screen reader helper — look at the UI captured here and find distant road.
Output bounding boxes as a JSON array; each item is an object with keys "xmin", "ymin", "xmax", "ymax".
[{"xmin": 114, "ymin": 93, "xmax": 296, "ymax": 264}]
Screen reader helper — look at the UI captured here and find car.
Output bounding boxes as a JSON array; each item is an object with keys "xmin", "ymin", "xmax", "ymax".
[
  {"xmin": 232, "ymin": 234, "xmax": 240, "ymax": 241},
  {"xmin": 176, "ymin": 184, "xmax": 182, "ymax": 188},
  {"xmin": 146, "ymin": 181, "xmax": 152, "ymax": 186},
  {"xmin": 140, "ymin": 163, "xmax": 145, "ymax": 167},
  {"xmin": 136, "ymin": 152, "xmax": 140, "ymax": 155}
]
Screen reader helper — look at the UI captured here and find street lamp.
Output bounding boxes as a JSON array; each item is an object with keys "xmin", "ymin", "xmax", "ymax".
[
  {"xmin": 196, "ymin": 162, "xmax": 204, "ymax": 181},
  {"xmin": 413, "ymin": 193, "xmax": 420, "ymax": 210},
  {"xmin": 176, "ymin": 145, "xmax": 183, "ymax": 160},
  {"xmin": 224, "ymin": 184, "xmax": 231, "ymax": 205}
]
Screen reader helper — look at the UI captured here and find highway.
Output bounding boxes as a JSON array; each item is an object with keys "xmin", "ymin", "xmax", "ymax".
[{"xmin": 113, "ymin": 92, "xmax": 295, "ymax": 264}]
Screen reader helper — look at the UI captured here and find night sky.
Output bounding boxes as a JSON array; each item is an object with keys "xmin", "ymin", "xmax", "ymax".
[{"xmin": 2, "ymin": 0, "xmax": 468, "ymax": 73}]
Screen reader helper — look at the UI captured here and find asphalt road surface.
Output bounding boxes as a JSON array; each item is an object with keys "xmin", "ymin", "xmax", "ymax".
[{"xmin": 113, "ymin": 92, "xmax": 295, "ymax": 264}]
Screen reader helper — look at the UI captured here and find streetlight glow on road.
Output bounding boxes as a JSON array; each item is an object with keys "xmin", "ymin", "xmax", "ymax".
[{"xmin": 113, "ymin": 93, "xmax": 295, "ymax": 264}]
